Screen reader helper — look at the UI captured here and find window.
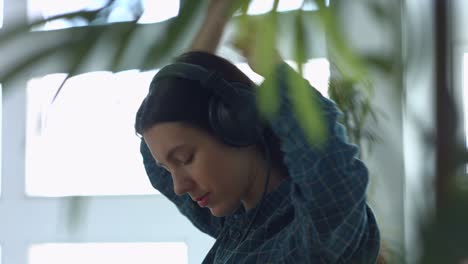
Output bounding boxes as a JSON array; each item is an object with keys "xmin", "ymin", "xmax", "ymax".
[
  {"xmin": 25, "ymin": 59, "xmax": 329, "ymax": 197},
  {"xmin": 462, "ymin": 52, "xmax": 468, "ymax": 188},
  {"xmin": 26, "ymin": 70, "xmax": 155, "ymax": 196},
  {"xmin": 464, "ymin": 53, "xmax": 468, "ymax": 149},
  {"xmin": 246, "ymin": 0, "xmax": 330, "ymax": 15},
  {"xmin": 237, "ymin": 59, "xmax": 330, "ymax": 96},
  {"xmin": 29, "ymin": 243, "xmax": 187, "ymax": 264},
  {"xmin": 28, "ymin": 0, "xmax": 180, "ymax": 30},
  {"xmin": 286, "ymin": 58, "xmax": 330, "ymax": 97},
  {"xmin": 0, "ymin": 0, "xmax": 3, "ymax": 28},
  {"xmin": 28, "ymin": 0, "xmax": 330, "ymax": 30},
  {"xmin": 0, "ymin": 84, "xmax": 2, "ymax": 195}
]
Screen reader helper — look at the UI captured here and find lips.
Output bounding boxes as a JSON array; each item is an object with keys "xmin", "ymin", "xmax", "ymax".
[
  {"xmin": 194, "ymin": 193, "xmax": 207, "ymax": 201},
  {"xmin": 194, "ymin": 193, "xmax": 210, "ymax": 207}
]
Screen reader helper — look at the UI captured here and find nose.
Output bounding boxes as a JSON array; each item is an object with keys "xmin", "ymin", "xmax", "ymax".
[{"xmin": 172, "ymin": 169, "xmax": 194, "ymax": 196}]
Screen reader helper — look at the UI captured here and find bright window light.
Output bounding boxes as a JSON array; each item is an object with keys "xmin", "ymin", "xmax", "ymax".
[
  {"xmin": 138, "ymin": 0, "xmax": 179, "ymax": 24},
  {"xmin": 303, "ymin": 0, "xmax": 330, "ymax": 11},
  {"xmin": 26, "ymin": 70, "xmax": 156, "ymax": 196},
  {"xmin": 25, "ymin": 59, "xmax": 328, "ymax": 197},
  {"xmin": 247, "ymin": 0, "xmax": 330, "ymax": 15},
  {"xmin": 0, "ymin": 0, "xmax": 3, "ymax": 28},
  {"xmin": 236, "ymin": 58, "xmax": 330, "ymax": 97},
  {"xmin": 464, "ymin": 53, "xmax": 468, "ymax": 149},
  {"xmin": 246, "ymin": 0, "xmax": 274, "ymax": 15},
  {"xmin": 235, "ymin": 63, "xmax": 264, "ymax": 84},
  {"xmin": 29, "ymin": 243, "xmax": 188, "ymax": 264},
  {"xmin": 28, "ymin": 0, "xmax": 179, "ymax": 30},
  {"xmin": 461, "ymin": 52, "xmax": 468, "ymax": 188},
  {"xmin": 278, "ymin": 0, "xmax": 305, "ymax": 12},
  {"xmin": 285, "ymin": 58, "xmax": 330, "ymax": 97},
  {"xmin": 0, "ymin": 84, "xmax": 2, "ymax": 196}
]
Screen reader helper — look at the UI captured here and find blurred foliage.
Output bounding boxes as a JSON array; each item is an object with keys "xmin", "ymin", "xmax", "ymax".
[
  {"xmin": 328, "ymin": 67, "xmax": 384, "ymax": 155},
  {"xmin": 419, "ymin": 187, "xmax": 468, "ymax": 264},
  {"xmin": 3, "ymin": 0, "xmax": 468, "ymax": 263},
  {"xmin": 0, "ymin": 0, "xmax": 384, "ymax": 147}
]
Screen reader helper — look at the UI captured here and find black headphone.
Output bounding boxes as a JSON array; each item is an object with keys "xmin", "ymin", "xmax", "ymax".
[{"xmin": 151, "ymin": 62, "xmax": 264, "ymax": 147}]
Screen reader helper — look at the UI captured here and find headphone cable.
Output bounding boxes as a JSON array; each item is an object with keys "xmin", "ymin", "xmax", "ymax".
[{"xmin": 239, "ymin": 134, "xmax": 272, "ymax": 243}]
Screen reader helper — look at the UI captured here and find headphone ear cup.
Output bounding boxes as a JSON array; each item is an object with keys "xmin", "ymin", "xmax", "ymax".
[{"xmin": 209, "ymin": 88, "xmax": 262, "ymax": 147}]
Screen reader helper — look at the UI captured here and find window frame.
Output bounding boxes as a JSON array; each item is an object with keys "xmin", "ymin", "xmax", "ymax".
[{"xmin": 453, "ymin": 45, "xmax": 468, "ymax": 153}]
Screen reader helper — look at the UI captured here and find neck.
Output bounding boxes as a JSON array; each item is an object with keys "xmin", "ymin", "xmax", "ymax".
[{"xmin": 242, "ymin": 154, "xmax": 286, "ymax": 210}]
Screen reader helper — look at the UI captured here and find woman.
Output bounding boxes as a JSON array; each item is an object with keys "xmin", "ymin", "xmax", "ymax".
[{"xmin": 135, "ymin": 1, "xmax": 381, "ymax": 263}]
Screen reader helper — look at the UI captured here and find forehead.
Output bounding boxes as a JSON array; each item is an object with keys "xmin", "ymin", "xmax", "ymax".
[
  {"xmin": 144, "ymin": 121, "xmax": 194, "ymax": 140},
  {"xmin": 143, "ymin": 122, "xmax": 208, "ymax": 154}
]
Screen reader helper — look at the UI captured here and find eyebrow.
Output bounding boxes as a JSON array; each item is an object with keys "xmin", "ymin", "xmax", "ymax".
[{"xmin": 155, "ymin": 144, "xmax": 190, "ymax": 167}]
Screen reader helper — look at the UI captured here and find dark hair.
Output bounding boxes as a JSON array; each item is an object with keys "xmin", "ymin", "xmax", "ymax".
[
  {"xmin": 134, "ymin": 51, "xmax": 288, "ymax": 174},
  {"xmin": 135, "ymin": 51, "xmax": 255, "ymax": 136}
]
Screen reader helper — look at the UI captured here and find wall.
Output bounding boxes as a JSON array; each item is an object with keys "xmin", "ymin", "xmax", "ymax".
[{"xmin": 334, "ymin": 0, "xmax": 406, "ymax": 261}]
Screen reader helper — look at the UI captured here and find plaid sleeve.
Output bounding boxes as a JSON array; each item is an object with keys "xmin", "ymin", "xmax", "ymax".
[
  {"xmin": 269, "ymin": 63, "xmax": 374, "ymax": 262},
  {"xmin": 140, "ymin": 140, "xmax": 224, "ymax": 238}
]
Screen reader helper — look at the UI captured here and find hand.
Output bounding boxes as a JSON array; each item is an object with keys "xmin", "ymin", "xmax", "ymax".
[
  {"xmin": 188, "ymin": 0, "xmax": 239, "ymax": 53},
  {"xmin": 206, "ymin": 0, "xmax": 238, "ymax": 14},
  {"xmin": 231, "ymin": 16, "xmax": 282, "ymax": 76}
]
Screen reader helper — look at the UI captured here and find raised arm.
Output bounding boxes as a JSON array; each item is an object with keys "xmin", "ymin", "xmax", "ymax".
[
  {"xmin": 232, "ymin": 23, "xmax": 380, "ymax": 262},
  {"xmin": 269, "ymin": 64, "xmax": 380, "ymax": 262},
  {"xmin": 140, "ymin": 0, "xmax": 238, "ymax": 238},
  {"xmin": 189, "ymin": 0, "xmax": 237, "ymax": 53}
]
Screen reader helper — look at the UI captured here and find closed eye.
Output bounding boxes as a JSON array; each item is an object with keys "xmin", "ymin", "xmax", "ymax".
[
  {"xmin": 182, "ymin": 153, "xmax": 194, "ymax": 165},
  {"xmin": 158, "ymin": 163, "xmax": 171, "ymax": 173}
]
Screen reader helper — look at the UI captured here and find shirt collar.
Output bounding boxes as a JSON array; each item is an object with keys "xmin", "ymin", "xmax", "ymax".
[{"xmin": 229, "ymin": 177, "xmax": 291, "ymax": 226}]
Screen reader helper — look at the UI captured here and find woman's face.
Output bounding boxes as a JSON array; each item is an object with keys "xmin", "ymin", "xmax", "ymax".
[{"xmin": 143, "ymin": 122, "xmax": 258, "ymax": 217}]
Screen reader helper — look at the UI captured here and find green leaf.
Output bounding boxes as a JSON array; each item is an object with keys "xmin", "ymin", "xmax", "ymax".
[
  {"xmin": 294, "ymin": 10, "xmax": 307, "ymax": 65},
  {"xmin": 257, "ymin": 77, "xmax": 279, "ymax": 120},
  {"xmin": 316, "ymin": 1, "xmax": 370, "ymax": 86},
  {"xmin": 285, "ymin": 9, "xmax": 327, "ymax": 146},
  {"xmin": 0, "ymin": 0, "xmax": 116, "ymax": 44},
  {"xmin": 110, "ymin": 22, "xmax": 139, "ymax": 72},
  {"xmin": 66, "ymin": 196, "xmax": 88, "ymax": 233},
  {"xmin": 235, "ymin": 0, "xmax": 252, "ymax": 42},
  {"xmin": 52, "ymin": 29, "xmax": 102, "ymax": 102},
  {"xmin": 367, "ymin": 0, "xmax": 393, "ymax": 23},
  {"xmin": 363, "ymin": 54, "xmax": 394, "ymax": 74},
  {"xmin": 0, "ymin": 0, "xmax": 117, "ymax": 88},
  {"xmin": 108, "ymin": 1, "xmax": 144, "ymax": 72},
  {"xmin": 238, "ymin": 0, "xmax": 251, "ymax": 14},
  {"xmin": 142, "ymin": 0, "xmax": 203, "ymax": 69},
  {"xmin": 287, "ymin": 69, "xmax": 327, "ymax": 147},
  {"xmin": 253, "ymin": 10, "xmax": 280, "ymax": 120},
  {"xmin": 272, "ymin": 0, "xmax": 280, "ymax": 10}
]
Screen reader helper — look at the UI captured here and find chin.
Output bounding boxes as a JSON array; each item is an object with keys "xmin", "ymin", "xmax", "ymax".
[{"xmin": 209, "ymin": 202, "xmax": 240, "ymax": 217}]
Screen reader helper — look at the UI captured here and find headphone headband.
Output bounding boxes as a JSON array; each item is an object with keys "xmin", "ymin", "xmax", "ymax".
[
  {"xmin": 152, "ymin": 62, "xmax": 250, "ymax": 106},
  {"xmin": 149, "ymin": 62, "xmax": 262, "ymax": 147}
]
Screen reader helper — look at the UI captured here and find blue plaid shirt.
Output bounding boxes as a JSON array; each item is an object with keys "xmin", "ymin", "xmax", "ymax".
[{"xmin": 140, "ymin": 63, "xmax": 380, "ymax": 263}]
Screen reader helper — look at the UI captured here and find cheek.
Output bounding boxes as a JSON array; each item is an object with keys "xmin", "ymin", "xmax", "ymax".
[{"xmin": 195, "ymin": 150, "xmax": 249, "ymax": 193}]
